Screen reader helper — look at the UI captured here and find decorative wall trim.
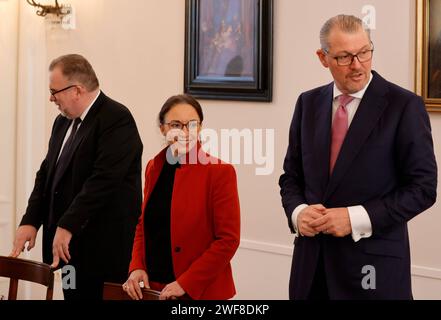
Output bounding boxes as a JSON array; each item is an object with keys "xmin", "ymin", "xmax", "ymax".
[
  {"xmin": 0, "ymin": 195, "xmax": 12, "ymax": 228},
  {"xmin": 239, "ymin": 239, "xmax": 441, "ymax": 280},
  {"xmin": 0, "ymin": 195, "xmax": 11, "ymax": 204},
  {"xmin": 0, "ymin": 220, "xmax": 9, "ymax": 227},
  {"xmin": 240, "ymin": 238, "xmax": 293, "ymax": 256},
  {"xmin": 412, "ymin": 265, "xmax": 441, "ymax": 280}
]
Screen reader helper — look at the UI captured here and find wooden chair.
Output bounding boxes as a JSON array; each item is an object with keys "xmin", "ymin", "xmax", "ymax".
[
  {"xmin": 0, "ymin": 256, "xmax": 54, "ymax": 300},
  {"xmin": 102, "ymin": 282, "xmax": 161, "ymax": 300}
]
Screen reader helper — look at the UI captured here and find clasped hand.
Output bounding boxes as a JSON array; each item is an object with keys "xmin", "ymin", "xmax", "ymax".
[{"xmin": 297, "ymin": 204, "xmax": 351, "ymax": 237}]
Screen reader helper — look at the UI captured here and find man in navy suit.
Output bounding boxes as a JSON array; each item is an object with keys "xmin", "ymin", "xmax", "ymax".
[{"xmin": 279, "ymin": 15, "xmax": 437, "ymax": 299}]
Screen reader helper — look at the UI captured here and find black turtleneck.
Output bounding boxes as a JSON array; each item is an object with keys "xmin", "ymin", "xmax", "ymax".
[{"xmin": 144, "ymin": 156, "xmax": 181, "ymax": 284}]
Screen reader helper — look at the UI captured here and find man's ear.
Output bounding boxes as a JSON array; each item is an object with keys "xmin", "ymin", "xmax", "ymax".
[
  {"xmin": 316, "ymin": 49, "xmax": 329, "ymax": 68},
  {"xmin": 76, "ymin": 85, "xmax": 86, "ymax": 97}
]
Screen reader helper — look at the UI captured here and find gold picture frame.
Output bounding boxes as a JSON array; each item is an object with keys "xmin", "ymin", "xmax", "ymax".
[{"xmin": 416, "ymin": 0, "xmax": 441, "ymax": 111}]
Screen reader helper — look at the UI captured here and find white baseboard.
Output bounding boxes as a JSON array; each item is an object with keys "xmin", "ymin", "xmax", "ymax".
[{"xmin": 239, "ymin": 239, "xmax": 441, "ymax": 280}]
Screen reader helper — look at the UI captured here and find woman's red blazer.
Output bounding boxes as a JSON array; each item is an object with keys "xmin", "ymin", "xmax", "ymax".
[{"xmin": 129, "ymin": 147, "xmax": 240, "ymax": 299}]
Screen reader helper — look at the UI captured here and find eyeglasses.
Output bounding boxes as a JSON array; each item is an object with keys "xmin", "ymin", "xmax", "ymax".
[
  {"xmin": 164, "ymin": 120, "xmax": 200, "ymax": 130},
  {"xmin": 50, "ymin": 85, "xmax": 78, "ymax": 98},
  {"xmin": 324, "ymin": 43, "xmax": 374, "ymax": 66}
]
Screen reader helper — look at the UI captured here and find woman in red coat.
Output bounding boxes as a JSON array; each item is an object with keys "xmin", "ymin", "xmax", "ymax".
[{"xmin": 123, "ymin": 94, "xmax": 240, "ymax": 300}]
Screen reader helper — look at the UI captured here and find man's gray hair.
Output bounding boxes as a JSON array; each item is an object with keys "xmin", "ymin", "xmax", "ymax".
[{"xmin": 320, "ymin": 14, "xmax": 371, "ymax": 51}]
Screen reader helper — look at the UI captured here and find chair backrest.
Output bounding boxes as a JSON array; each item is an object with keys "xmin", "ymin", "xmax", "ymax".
[
  {"xmin": 102, "ymin": 282, "xmax": 161, "ymax": 300},
  {"xmin": 0, "ymin": 256, "xmax": 54, "ymax": 300}
]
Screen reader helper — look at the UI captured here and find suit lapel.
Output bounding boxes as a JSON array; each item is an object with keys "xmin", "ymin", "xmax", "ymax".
[
  {"xmin": 51, "ymin": 92, "xmax": 105, "ymax": 190},
  {"xmin": 324, "ymin": 71, "xmax": 389, "ymax": 202},
  {"xmin": 45, "ymin": 117, "xmax": 71, "ymax": 191},
  {"xmin": 313, "ymin": 83, "xmax": 333, "ymax": 195}
]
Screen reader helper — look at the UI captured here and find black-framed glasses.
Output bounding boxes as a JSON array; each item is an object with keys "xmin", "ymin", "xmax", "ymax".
[
  {"xmin": 164, "ymin": 120, "xmax": 200, "ymax": 130},
  {"xmin": 50, "ymin": 85, "xmax": 78, "ymax": 98},
  {"xmin": 324, "ymin": 43, "xmax": 374, "ymax": 66}
]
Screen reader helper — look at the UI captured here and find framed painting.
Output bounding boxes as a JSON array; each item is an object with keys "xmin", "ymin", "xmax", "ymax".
[
  {"xmin": 416, "ymin": 0, "xmax": 441, "ymax": 111},
  {"xmin": 184, "ymin": 0, "xmax": 273, "ymax": 102}
]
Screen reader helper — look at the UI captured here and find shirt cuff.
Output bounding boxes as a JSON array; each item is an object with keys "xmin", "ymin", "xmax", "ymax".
[
  {"xmin": 348, "ymin": 205, "xmax": 372, "ymax": 242},
  {"xmin": 292, "ymin": 204, "xmax": 308, "ymax": 236}
]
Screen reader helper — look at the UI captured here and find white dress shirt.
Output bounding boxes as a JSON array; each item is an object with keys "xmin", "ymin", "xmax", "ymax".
[
  {"xmin": 57, "ymin": 91, "xmax": 100, "ymax": 162},
  {"xmin": 292, "ymin": 74, "xmax": 373, "ymax": 242}
]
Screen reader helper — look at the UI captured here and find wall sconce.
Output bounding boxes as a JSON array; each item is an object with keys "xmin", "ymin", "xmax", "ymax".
[
  {"xmin": 26, "ymin": 0, "xmax": 75, "ymax": 29},
  {"xmin": 26, "ymin": 0, "xmax": 67, "ymax": 17}
]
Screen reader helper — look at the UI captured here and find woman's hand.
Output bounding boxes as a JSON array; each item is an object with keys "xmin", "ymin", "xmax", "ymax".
[
  {"xmin": 159, "ymin": 281, "xmax": 186, "ymax": 300},
  {"xmin": 122, "ymin": 269, "xmax": 150, "ymax": 300}
]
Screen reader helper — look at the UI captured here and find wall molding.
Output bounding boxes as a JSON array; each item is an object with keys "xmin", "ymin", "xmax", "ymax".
[
  {"xmin": 412, "ymin": 265, "xmax": 441, "ymax": 280},
  {"xmin": 239, "ymin": 239, "xmax": 441, "ymax": 280},
  {"xmin": 0, "ymin": 195, "xmax": 11, "ymax": 204},
  {"xmin": 0, "ymin": 220, "xmax": 9, "ymax": 227},
  {"xmin": 0, "ymin": 196, "xmax": 12, "ymax": 227},
  {"xmin": 240, "ymin": 238, "xmax": 293, "ymax": 256}
]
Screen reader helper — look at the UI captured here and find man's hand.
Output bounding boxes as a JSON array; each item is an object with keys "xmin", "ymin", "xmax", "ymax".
[
  {"xmin": 159, "ymin": 281, "xmax": 185, "ymax": 300},
  {"xmin": 297, "ymin": 204, "xmax": 326, "ymax": 237},
  {"xmin": 51, "ymin": 227, "xmax": 73, "ymax": 268},
  {"xmin": 9, "ymin": 225, "xmax": 38, "ymax": 257},
  {"xmin": 309, "ymin": 207, "xmax": 352, "ymax": 237}
]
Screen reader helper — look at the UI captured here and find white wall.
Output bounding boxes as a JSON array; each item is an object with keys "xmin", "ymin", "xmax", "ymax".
[
  {"xmin": 0, "ymin": 0, "xmax": 54, "ymax": 300},
  {"xmin": 2, "ymin": 0, "xmax": 440, "ymax": 299},
  {"xmin": 0, "ymin": 0, "xmax": 18, "ymax": 299},
  {"xmin": 0, "ymin": 0, "xmax": 19, "ymax": 252}
]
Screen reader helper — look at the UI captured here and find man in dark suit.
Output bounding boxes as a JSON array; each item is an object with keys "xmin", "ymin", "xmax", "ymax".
[
  {"xmin": 279, "ymin": 15, "xmax": 437, "ymax": 299},
  {"xmin": 10, "ymin": 54, "xmax": 143, "ymax": 300}
]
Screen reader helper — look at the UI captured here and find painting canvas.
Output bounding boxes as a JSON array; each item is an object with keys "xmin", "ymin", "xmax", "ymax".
[
  {"xmin": 184, "ymin": 0, "xmax": 273, "ymax": 101},
  {"xmin": 198, "ymin": 0, "xmax": 256, "ymax": 80},
  {"xmin": 428, "ymin": 0, "xmax": 441, "ymax": 98}
]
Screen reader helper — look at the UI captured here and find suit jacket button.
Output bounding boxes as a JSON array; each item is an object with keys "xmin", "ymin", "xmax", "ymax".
[{"xmin": 175, "ymin": 247, "xmax": 181, "ymax": 253}]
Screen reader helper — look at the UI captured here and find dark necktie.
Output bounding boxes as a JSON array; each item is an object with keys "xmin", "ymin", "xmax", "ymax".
[
  {"xmin": 56, "ymin": 118, "xmax": 82, "ymax": 169},
  {"xmin": 48, "ymin": 118, "xmax": 81, "ymax": 226}
]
